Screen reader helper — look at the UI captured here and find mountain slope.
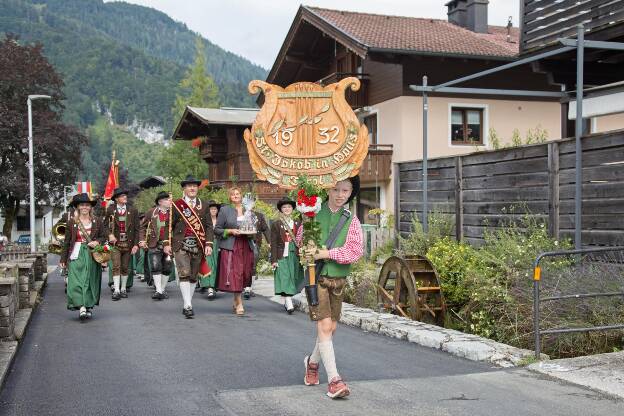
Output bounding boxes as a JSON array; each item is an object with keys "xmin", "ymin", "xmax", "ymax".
[{"xmin": 0, "ymin": 0, "xmax": 267, "ymax": 134}]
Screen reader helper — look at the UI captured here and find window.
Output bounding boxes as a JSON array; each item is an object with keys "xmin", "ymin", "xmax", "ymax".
[
  {"xmin": 357, "ymin": 187, "xmax": 381, "ymax": 225},
  {"xmin": 364, "ymin": 114, "xmax": 377, "ymax": 145},
  {"xmin": 16, "ymin": 216, "xmax": 30, "ymax": 231},
  {"xmin": 451, "ymin": 107, "xmax": 484, "ymax": 145}
]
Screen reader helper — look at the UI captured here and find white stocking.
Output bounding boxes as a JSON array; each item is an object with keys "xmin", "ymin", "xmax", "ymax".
[
  {"xmin": 121, "ymin": 275, "xmax": 128, "ymax": 292},
  {"xmin": 153, "ymin": 274, "xmax": 162, "ymax": 293},
  {"xmin": 179, "ymin": 281, "xmax": 191, "ymax": 308},
  {"xmin": 319, "ymin": 340, "xmax": 339, "ymax": 381},
  {"xmin": 113, "ymin": 275, "xmax": 120, "ymax": 293},
  {"xmin": 161, "ymin": 273, "xmax": 169, "ymax": 292}
]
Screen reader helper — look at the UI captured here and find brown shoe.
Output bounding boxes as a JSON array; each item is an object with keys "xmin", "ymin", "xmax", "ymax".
[
  {"xmin": 303, "ymin": 356, "xmax": 320, "ymax": 386},
  {"xmin": 327, "ymin": 376, "xmax": 350, "ymax": 399}
]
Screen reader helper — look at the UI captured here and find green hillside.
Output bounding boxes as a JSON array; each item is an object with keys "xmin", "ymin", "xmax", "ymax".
[{"xmin": 0, "ymin": 0, "xmax": 267, "ymax": 132}]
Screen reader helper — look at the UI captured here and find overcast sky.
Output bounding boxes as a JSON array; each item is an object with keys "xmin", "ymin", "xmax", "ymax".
[{"xmin": 110, "ymin": 0, "xmax": 520, "ymax": 69}]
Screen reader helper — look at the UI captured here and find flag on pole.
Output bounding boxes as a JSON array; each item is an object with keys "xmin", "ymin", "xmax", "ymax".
[
  {"xmin": 102, "ymin": 151, "xmax": 119, "ymax": 207},
  {"xmin": 76, "ymin": 181, "xmax": 92, "ymax": 198}
]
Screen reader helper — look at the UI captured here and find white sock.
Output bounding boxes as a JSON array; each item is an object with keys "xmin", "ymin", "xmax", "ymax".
[
  {"xmin": 113, "ymin": 275, "xmax": 120, "ymax": 293},
  {"xmin": 310, "ymin": 338, "xmax": 321, "ymax": 364},
  {"xmin": 121, "ymin": 275, "xmax": 128, "ymax": 292},
  {"xmin": 188, "ymin": 282, "xmax": 195, "ymax": 304},
  {"xmin": 153, "ymin": 274, "xmax": 162, "ymax": 293},
  {"xmin": 161, "ymin": 274, "xmax": 169, "ymax": 292},
  {"xmin": 285, "ymin": 296, "xmax": 294, "ymax": 310},
  {"xmin": 179, "ymin": 281, "xmax": 191, "ymax": 308},
  {"xmin": 319, "ymin": 340, "xmax": 339, "ymax": 381}
]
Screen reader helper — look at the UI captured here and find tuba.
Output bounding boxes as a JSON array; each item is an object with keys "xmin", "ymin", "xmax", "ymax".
[{"xmin": 48, "ymin": 220, "xmax": 66, "ymax": 254}]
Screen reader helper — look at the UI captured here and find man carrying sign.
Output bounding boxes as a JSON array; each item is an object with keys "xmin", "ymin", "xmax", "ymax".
[{"xmin": 170, "ymin": 175, "xmax": 213, "ymax": 318}]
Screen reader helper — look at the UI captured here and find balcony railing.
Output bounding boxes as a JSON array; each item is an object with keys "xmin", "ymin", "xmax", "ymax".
[
  {"xmin": 521, "ymin": 0, "xmax": 624, "ymax": 54},
  {"xmin": 318, "ymin": 72, "xmax": 369, "ymax": 109},
  {"xmin": 359, "ymin": 144, "xmax": 393, "ymax": 184}
]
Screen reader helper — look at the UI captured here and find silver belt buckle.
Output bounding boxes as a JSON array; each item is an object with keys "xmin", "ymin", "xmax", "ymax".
[{"xmin": 119, "ymin": 232, "xmax": 128, "ymax": 242}]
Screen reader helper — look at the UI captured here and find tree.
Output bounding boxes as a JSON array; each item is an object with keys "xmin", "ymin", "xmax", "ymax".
[
  {"xmin": 0, "ymin": 35, "xmax": 86, "ymax": 238},
  {"xmin": 163, "ymin": 37, "xmax": 220, "ymax": 182},
  {"xmin": 171, "ymin": 37, "xmax": 220, "ymax": 123}
]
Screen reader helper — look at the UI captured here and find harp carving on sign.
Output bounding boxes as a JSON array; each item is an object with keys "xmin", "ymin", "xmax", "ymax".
[{"xmin": 243, "ymin": 77, "xmax": 369, "ymax": 189}]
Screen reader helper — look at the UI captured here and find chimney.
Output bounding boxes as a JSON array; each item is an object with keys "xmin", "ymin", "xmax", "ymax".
[{"xmin": 446, "ymin": 0, "xmax": 489, "ymax": 33}]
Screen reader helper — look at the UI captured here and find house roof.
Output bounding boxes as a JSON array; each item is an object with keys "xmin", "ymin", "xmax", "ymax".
[
  {"xmin": 172, "ymin": 106, "xmax": 258, "ymax": 140},
  {"xmin": 306, "ymin": 6, "xmax": 519, "ymax": 58},
  {"xmin": 186, "ymin": 107, "xmax": 258, "ymax": 126}
]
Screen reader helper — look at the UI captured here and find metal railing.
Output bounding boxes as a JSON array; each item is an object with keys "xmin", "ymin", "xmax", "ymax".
[{"xmin": 532, "ymin": 246, "xmax": 624, "ymax": 358}]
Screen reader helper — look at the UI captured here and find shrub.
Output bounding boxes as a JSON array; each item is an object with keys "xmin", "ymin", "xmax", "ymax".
[
  {"xmin": 399, "ymin": 211, "xmax": 454, "ymax": 256},
  {"xmin": 343, "ymin": 259, "xmax": 379, "ymax": 310}
]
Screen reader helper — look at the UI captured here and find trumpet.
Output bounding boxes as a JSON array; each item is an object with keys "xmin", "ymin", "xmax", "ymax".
[{"xmin": 48, "ymin": 220, "xmax": 66, "ymax": 254}]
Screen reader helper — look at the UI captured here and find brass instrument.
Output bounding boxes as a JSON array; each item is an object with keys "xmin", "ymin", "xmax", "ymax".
[{"xmin": 48, "ymin": 220, "xmax": 66, "ymax": 254}]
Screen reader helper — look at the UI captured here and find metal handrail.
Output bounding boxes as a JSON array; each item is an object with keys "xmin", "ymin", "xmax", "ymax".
[{"xmin": 532, "ymin": 246, "xmax": 624, "ymax": 358}]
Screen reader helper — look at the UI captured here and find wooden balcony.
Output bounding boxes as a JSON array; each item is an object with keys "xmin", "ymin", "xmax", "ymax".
[
  {"xmin": 199, "ymin": 137, "xmax": 227, "ymax": 163},
  {"xmin": 359, "ymin": 144, "xmax": 393, "ymax": 184},
  {"xmin": 520, "ymin": 0, "xmax": 624, "ymax": 55},
  {"xmin": 318, "ymin": 72, "xmax": 369, "ymax": 109}
]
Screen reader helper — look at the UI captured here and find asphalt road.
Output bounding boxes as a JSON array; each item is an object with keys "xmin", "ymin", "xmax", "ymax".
[{"xmin": 0, "ymin": 262, "xmax": 622, "ymax": 415}]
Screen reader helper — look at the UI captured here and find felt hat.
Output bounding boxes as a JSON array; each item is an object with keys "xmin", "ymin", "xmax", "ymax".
[
  {"xmin": 71, "ymin": 193, "xmax": 97, "ymax": 208},
  {"xmin": 180, "ymin": 175, "xmax": 202, "ymax": 187},
  {"xmin": 207, "ymin": 200, "xmax": 221, "ymax": 209},
  {"xmin": 111, "ymin": 188, "xmax": 128, "ymax": 201},
  {"xmin": 276, "ymin": 197, "xmax": 296, "ymax": 211},
  {"xmin": 154, "ymin": 191, "xmax": 170, "ymax": 205}
]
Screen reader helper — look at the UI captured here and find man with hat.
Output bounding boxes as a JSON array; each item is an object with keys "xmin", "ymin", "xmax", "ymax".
[
  {"xmin": 170, "ymin": 175, "xmax": 213, "ymax": 318},
  {"xmin": 139, "ymin": 191, "xmax": 173, "ymax": 300},
  {"xmin": 299, "ymin": 176, "xmax": 363, "ymax": 399},
  {"xmin": 104, "ymin": 188, "xmax": 140, "ymax": 301}
]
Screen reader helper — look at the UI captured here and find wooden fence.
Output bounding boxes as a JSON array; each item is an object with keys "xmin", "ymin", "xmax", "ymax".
[{"xmin": 396, "ymin": 129, "xmax": 624, "ymax": 247}]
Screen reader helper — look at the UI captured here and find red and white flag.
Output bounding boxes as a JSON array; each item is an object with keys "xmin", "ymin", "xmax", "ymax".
[{"xmin": 76, "ymin": 181, "xmax": 92, "ymax": 197}]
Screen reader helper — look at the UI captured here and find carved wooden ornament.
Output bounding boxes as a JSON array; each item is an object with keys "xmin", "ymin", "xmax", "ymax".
[{"xmin": 243, "ymin": 77, "xmax": 369, "ymax": 189}]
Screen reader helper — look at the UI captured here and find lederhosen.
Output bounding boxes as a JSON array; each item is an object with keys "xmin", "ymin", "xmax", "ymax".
[
  {"xmin": 148, "ymin": 209, "xmax": 172, "ymax": 276},
  {"xmin": 173, "ymin": 199, "xmax": 209, "ymax": 283},
  {"xmin": 111, "ymin": 207, "xmax": 132, "ymax": 276}
]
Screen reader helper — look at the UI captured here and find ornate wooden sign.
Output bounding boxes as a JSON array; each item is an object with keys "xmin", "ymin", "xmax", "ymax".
[{"xmin": 243, "ymin": 77, "xmax": 369, "ymax": 189}]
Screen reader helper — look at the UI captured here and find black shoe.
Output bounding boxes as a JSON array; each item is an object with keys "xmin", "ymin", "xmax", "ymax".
[
  {"xmin": 243, "ymin": 290, "xmax": 251, "ymax": 300},
  {"xmin": 162, "ymin": 291, "xmax": 169, "ymax": 299},
  {"xmin": 183, "ymin": 307, "xmax": 194, "ymax": 318},
  {"xmin": 79, "ymin": 310, "xmax": 87, "ymax": 321},
  {"xmin": 151, "ymin": 291, "xmax": 161, "ymax": 300},
  {"xmin": 120, "ymin": 291, "xmax": 128, "ymax": 298},
  {"xmin": 112, "ymin": 292, "xmax": 121, "ymax": 301},
  {"xmin": 86, "ymin": 309, "xmax": 93, "ymax": 319}
]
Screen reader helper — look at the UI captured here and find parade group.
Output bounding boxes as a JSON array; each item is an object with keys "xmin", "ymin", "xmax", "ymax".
[{"xmin": 57, "ymin": 174, "xmax": 363, "ymax": 398}]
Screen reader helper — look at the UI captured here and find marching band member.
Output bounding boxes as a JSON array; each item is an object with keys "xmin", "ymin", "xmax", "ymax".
[
  {"xmin": 139, "ymin": 191, "xmax": 173, "ymax": 300},
  {"xmin": 199, "ymin": 200, "xmax": 221, "ymax": 299},
  {"xmin": 59, "ymin": 193, "xmax": 105, "ymax": 321},
  {"xmin": 170, "ymin": 176, "xmax": 212, "ymax": 318},
  {"xmin": 300, "ymin": 176, "xmax": 363, "ymax": 399},
  {"xmin": 214, "ymin": 187, "xmax": 255, "ymax": 316},
  {"xmin": 105, "ymin": 188, "xmax": 140, "ymax": 301},
  {"xmin": 270, "ymin": 197, "xmax": 303, "ymax": 314}
]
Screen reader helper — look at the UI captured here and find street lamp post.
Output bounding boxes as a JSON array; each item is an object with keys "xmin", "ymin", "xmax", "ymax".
[{"xmin": 27, "ymin": 94, "xmax": 52, "ymax": 253}]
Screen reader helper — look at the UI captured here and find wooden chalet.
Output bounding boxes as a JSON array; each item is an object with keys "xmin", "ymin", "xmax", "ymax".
[{"xmin": 172, "ymin": 106, "xmax": 283, "ymax": 203}]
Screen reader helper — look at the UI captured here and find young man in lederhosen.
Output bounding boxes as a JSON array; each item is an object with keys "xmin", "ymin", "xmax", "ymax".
[
  {"xmin": 299, "ymin": 176, "xmax": 363, "ymax": 399},
  {"xmin": 170, "ymin": 175, "xmax": 213, "ymax": 318},
  {"xmin": 139, "ymin": 191, "xmax": 173, "ymax": 300},
  {"xmin": 105, "ymin": 188, "xmax": 140, "ymax": 301}
]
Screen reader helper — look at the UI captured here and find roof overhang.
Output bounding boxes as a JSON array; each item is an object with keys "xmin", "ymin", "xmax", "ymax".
[{"xmin": 172, "ymin": 106, "xmax": 258, "ymax": 140}]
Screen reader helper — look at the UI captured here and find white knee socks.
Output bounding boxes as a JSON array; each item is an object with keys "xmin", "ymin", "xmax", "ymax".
[
  {"xmin": 161, "ymin": 274, "xmax": 169, "ymax": 292},
  {"xmin": 310, "ymin": 338, "xmax": 321, "ymax": 363},
  {"xmin": 121, "ymin": 275, "xmax": 128, "ymax": 292},
  {"xmin": 153, "ymin": 274, "xmax": 162, "ymax": 293},
  {"xmin": 113, "ymin": 275, "xmax": 120, "ymax": 293},
  {"xmin": 285, "ymin": 296, "xmax": 294, "ymax": 310},
  {"xmin": 319, "ymin": 340, "xmax": 339, "ymax": 381},
  {"xmin": 179, "ymin": 281, "xmax": 192, "ymax": 308}
]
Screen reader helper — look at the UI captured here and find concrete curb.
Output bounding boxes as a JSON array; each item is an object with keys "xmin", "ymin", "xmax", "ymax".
[{"xmin": 254, "ymin": 278, "xmax": 546, "ymax": 367}]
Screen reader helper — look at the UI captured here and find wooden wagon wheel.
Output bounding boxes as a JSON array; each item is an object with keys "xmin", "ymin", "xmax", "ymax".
[
  {"xmin": 377, "ymin": 256, "xmax": 419, "ymax": 320},
  {"xmin": 377, "ymin": 255, "xmax": 446, "ymax": 326}
]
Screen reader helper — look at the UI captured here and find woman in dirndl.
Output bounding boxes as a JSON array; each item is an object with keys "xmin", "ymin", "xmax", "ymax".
[
  {"xmin": 271, "ymin": 197, "xmax": 304, "ymax": 314},
  {"xmin": 214, "ymin": 188, "xmax": 255, "ymax": 316},
  {"xmin": 59, "ymin": 193, "xmax": 105, "ymax": 321},
  {"xmin": 199, "ymin": 200, "xmax": 221, "ymax": 300}
]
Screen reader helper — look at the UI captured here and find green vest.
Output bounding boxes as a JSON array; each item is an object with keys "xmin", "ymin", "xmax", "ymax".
[{"xmin": 317, "ymin": 202, "xmax": 354, "ymax": 278}]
